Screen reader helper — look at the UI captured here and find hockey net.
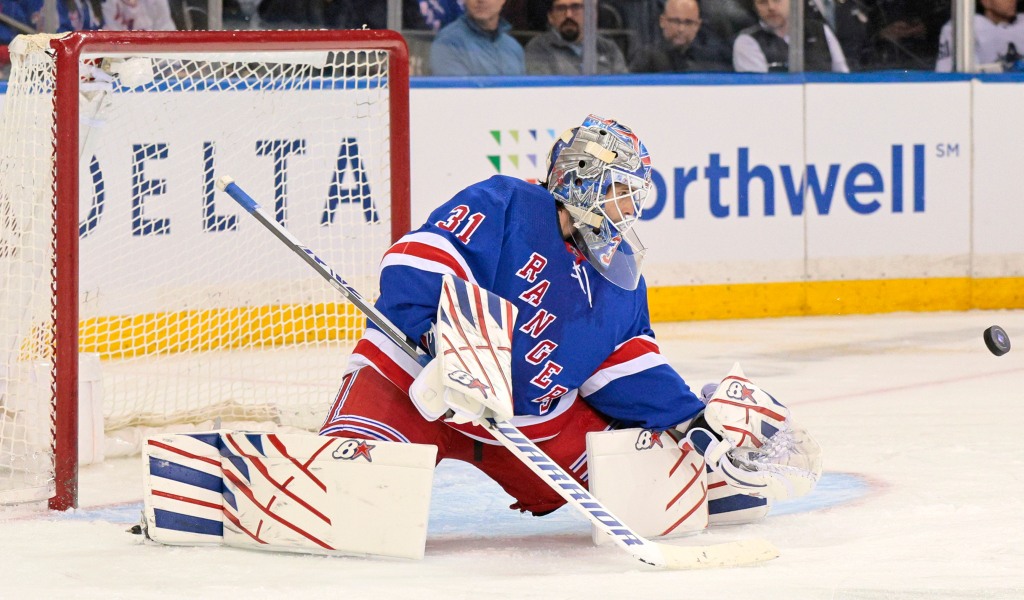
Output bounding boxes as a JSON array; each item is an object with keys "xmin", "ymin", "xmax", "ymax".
[{"xmin": 0, "ymin": 31, "xmax": 410, "ymax": 508}]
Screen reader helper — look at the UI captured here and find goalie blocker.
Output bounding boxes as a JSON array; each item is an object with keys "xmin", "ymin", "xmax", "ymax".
[{"xmin": 142, "ymin": 431, "xmax": 436, "ymax": 559}]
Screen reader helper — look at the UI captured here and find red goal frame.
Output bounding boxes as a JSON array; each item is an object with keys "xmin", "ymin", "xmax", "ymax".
[{"xmin": 46, "ymin": 30, "xmax": 411, "ymax": 510}]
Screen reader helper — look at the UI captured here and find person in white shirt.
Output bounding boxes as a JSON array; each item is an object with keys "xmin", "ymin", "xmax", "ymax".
[
  {"xmin": 733, "ymin": 0, "xmax": 849, "ymax": 73},
  {"xmin": 936, "ymin": 0, "xmax": 1024, "ymax": 71},
  {"xmin": 101, "ymin": 0, "xmax": 176, "ymax": 31}
]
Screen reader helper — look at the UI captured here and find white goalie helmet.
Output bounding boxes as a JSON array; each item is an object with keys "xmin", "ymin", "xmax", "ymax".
[{"xmin": 545, "ymin": 115, "xmax": 653, "ymax": 290}]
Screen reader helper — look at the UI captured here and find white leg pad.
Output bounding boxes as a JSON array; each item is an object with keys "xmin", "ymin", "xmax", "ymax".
[
  {"xmin": 586, "ymin": 428, "xmax": 708, "ymax": 546},
  {"xmin": 143, "ymin": 431, "xmax": 437, "ymax": 559},
  {"xmin": 143, "ymin": 431, "xmax": 226, "ymax": 546},
  {"xmin": 707, "ymin": 469, "xmax": 771, "ymax": 526}
]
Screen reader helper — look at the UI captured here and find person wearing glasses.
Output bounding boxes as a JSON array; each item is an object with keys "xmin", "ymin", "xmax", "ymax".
[
  {"xmin": 733, "ymin": 0, "xmax": 849, "ymax": 72},
  {"xmin": 629, "ymin": 0, "xmax": 733, "ymax": 73},
  {"xmin": 524, "ymin": 0, "xmax": 628, "ymax": 74}
]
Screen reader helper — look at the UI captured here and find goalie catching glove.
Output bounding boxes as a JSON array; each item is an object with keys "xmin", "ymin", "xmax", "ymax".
[
  {"xmin": 410, "ymin": 275, "xmax": 517, "ymax": 425},
  {"xmin": 682, "ymin": 363, "xmax": 822, "ymax": 501}
]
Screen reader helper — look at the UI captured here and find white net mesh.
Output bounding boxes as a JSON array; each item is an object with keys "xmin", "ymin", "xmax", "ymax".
[
  {"xmin": 0, "ymin": 33, "xmax": 402, "ymax": 505},
  {"xmin": 0, "ymin": 35, "xmax": 60, "ymax": 504}
]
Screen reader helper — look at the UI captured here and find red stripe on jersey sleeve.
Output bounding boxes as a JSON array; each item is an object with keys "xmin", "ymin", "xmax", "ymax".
[
  {"xmin": 595, "ymin": 337, "xmax": 661, "ymax": 371},
  {"xmin": 385, "ymin": 240, "xmax": 469, "ymax": 281}
]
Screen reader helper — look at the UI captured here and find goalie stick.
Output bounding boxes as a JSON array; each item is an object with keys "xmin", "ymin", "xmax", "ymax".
[{"xmin": 216, "ymin": 175, "xmax": 779, "ymax": 570}]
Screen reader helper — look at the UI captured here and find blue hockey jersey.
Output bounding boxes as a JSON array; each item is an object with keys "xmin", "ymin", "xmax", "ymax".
[{"xmin": 347, "ymin": 175, "xmax": 703, "ymax": 442}]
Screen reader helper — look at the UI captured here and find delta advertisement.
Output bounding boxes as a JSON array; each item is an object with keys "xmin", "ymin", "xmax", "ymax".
[{"xmin": 0, "ymin": 77, "xmax": 1021, "ymax": 318}]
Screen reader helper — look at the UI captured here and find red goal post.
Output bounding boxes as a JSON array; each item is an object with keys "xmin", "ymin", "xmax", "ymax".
[{"xmin": 0, "ymin": 30, "xmax": 410, "ymax": 510}]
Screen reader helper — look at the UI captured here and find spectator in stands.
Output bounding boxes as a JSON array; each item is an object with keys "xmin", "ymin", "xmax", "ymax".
[
  {"xmin": 733, "ymin": 0, "xmax": 849, "ymax": 72},
  {"xmin": 419, "ymin": 0, "xmax": 466, "ymax": 31},
  {"xmin": 524, "ymin": 0, "xmax": 628, "ymax": 75},
  {"xmin": 56, "ymin": 0, "xmax": 101, "ymax": 31},
  {"xmin": 503, "ymin": 0, "xmax": 548, "ymax": 32},
  {"xmin": 700, "ymin": 0, "xmax": 758, "ymax": 42},
  {"xmin": 629, "ymin": 0, "xmax": 732, "ymax": 73},
  {"xmin": 331, "ymin": 0, "xmax": 460, "ymax": 31},
  {"xmin": 15, "ymin": 0, "xmax": 101, "ymax": 32},
  {"xmin": 1, "ymin": 0, "xmax": 30, "ymax": 79},
  {"xmin": 935, "ymin": 0, "xmax": 1024, "ymax": 71},
  {"xmin": 1, "ymin": 1, "xmax": 34, "ymax": 45},
  {"xmin": 2, "ymin": 0, "xmax": 103, "ymax": 75},
  {"xmin": 859, "ymin": 0, "xmax": 949, "ymax": 71},
  {"xmin": 430, "ymin": 0, "xmax": 525, "ymax": 75},
  {"xmin": 101, "ymin": 0, "xmax": 175, "ymax": 30},
  {"xmin": 808, "ymin": 0, "xmax": 871, "ymax": 70},
  {"xmin": 251, "ymin": 0, "xmax": 323, "ymax": 28}
]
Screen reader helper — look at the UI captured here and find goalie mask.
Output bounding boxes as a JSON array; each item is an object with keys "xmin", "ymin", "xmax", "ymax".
[{"xmin": 545, "ymin": 115, "xmax": 652, "ymax": 290}]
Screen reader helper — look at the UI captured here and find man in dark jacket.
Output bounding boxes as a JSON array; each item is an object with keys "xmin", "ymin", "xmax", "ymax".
[
  {"xmin": 733, "ymin": 0, "xmax": 849, "ymax": 72},
  {"xmin": 525, "ymin": 0, "xmax": 628, "ymax": 74},
  {"xmin": 629, "ymin": 0, "xmax": 733, "ymax": 73}
]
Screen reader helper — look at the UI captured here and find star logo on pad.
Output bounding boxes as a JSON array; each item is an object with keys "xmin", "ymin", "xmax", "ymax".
[
  {"xmin": 634, "ymin": 429, "xmax": 664, "ymax": 450},
  {"xmin": 333, "ymin": 439, "xmax": 376, "ymax": 462},
  {"xmin": 352, "ymin": 441, "xmax": 374, "ymax": 462}
]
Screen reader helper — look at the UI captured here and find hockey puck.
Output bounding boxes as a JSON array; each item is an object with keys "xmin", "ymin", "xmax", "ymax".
[{"xmin": 983, "ymin": 325, "xmax": 1011, "ymax": 356}]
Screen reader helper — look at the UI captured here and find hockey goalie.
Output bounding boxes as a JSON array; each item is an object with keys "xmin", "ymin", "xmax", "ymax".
[{"xmin": 142, "ymin": 115, "xmax": 821, "ymax": 561}]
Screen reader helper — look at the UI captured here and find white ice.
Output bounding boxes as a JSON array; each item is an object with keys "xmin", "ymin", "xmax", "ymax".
[{"xmin": 3, "ymin": 310, "xmax": 1023, "ymax": 599}]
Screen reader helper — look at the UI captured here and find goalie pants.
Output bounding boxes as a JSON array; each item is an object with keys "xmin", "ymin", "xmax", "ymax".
[{"xmin": 319, "ymin": 366, "xmax": 610, "ymax": 515}]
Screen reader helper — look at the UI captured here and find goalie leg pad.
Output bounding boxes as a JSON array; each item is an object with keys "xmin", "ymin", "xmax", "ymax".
[
  {"xmin": 678, "ymin": 429, "xmax": 770, "ymax": 524},
  {"xmin": 143, "ymin": 432, "xmax": 226, "ymax": 546},
  {"xmin": 586, "ymin": 428, "xmax": 708, "ymax": 545},
  {"xmin": 143, "ymin": 431, "xmax": 438, "ymax": 559},
  {"xmin": 707, "ymin": 469, "xmax": 771, "ymax": 526}
]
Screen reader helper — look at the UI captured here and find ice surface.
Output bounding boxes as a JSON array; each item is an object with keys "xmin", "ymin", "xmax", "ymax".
[{"xmin": 3, "ymin": 311, "xmax": 1023, "ymax": 599}]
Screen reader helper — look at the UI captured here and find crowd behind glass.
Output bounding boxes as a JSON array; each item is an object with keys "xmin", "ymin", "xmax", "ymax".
[{"xmin": 1, "ymin": 0, "xmax": 1023, "ymax": 79}]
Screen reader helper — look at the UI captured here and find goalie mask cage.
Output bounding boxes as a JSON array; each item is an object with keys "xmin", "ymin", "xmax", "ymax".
[{"xmin": 0, "ymin": 31, "xmax": 410, "ymax": 510}]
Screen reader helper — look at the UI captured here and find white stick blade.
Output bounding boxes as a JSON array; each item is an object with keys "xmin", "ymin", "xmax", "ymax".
[{"xmin": 653, "ymin": 538, "xmax": 780, "ymax": 570}]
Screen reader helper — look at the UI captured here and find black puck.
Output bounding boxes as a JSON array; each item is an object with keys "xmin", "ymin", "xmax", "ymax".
[{"xmin": 983, "ymin": 325, "xmax": 1011, "ymax": 356}]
